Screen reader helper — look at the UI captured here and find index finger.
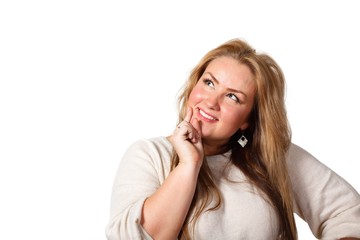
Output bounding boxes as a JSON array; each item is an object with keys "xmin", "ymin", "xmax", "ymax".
[{"xmin": 184, "ymin": 107, "xmax": 193, "ymax": 123}]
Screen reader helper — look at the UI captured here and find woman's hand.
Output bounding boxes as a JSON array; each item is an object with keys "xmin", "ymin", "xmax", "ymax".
[{"xmin": 169, "ymin": 107, "xmax": 204, "ymax": 167}]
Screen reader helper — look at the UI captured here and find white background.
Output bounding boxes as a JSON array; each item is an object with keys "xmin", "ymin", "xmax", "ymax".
[{"xmin": 1, "ymin": 1, "xmax": 359, "ymax": 239}]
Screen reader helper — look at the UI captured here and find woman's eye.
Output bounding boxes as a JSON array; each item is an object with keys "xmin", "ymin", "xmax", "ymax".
[
  {"xmin": 227, "ymin": 93, "xmax": 240, "ymax": 103},
  {"xmin": 204, "ymin": 79, "xmax": 214, "ymax": 88}
]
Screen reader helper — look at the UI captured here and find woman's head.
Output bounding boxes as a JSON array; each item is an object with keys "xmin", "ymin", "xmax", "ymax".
[
  {"xmin": 178, "ymin": 38, "xmax": 289, "ymax": 151},
  {"xmin": 186, "ymin": 56, "xmax": 256, "ymax": 151}
]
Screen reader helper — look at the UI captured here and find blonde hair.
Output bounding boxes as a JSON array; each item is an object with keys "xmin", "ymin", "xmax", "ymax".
[{"xmin": 171, "ymin": 38, "xmax": 297, "ymax": 239}]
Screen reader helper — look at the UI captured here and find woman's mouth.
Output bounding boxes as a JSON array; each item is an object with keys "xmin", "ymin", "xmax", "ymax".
[{"xmin": 198, "ymin": 108, "xmax": 218, "ymax": 121}]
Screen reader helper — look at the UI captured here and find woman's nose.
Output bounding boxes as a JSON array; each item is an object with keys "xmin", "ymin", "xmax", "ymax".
[{"xmin": 205, "ymin": 94, "xmax": 220, "ymax": 110}]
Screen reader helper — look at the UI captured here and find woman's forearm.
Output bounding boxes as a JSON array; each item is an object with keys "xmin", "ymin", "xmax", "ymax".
[{"xmin": 140, "ymin": 162, "xmax": 201, "ymax": 240}]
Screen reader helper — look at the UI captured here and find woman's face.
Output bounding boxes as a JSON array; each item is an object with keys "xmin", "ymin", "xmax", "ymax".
[{"xmin": 188, "ymin": 56, "xmax": 256, "ymax": 146}]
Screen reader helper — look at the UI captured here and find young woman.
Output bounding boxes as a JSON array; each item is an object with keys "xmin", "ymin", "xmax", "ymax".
[{"xmin": 106, "ymin": 39, "xmax": 360, "ymax": 239}]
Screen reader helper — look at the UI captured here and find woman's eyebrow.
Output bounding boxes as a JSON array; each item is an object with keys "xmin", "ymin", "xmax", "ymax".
[{"xmin": 205, "ymin": 72, "xmax": 248, "ymax": 98}]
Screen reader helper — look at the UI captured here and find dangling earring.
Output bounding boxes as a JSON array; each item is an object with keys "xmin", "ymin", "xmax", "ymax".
[{"xmin": 237, "ymin": 133, "xmax": 248, "ymax": 148}]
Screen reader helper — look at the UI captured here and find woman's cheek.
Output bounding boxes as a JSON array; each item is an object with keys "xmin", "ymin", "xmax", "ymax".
[
  {"xmin": 223, "ymin": 107, "xmax": 246, "ymax": 125},
  {"xmin": 188, "ymin": 88, "xmax": 203, "ymax": 104}
]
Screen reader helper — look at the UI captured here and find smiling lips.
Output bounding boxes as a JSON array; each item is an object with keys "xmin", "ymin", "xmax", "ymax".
[{"xmin": 197, "ymin": 108, "xmax": 218, "ymax": 122}]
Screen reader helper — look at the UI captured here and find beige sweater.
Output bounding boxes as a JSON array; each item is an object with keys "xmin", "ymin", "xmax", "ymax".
[{"xmin": 106, "ymin": 137, "xmax": 360, "ymax": 239}]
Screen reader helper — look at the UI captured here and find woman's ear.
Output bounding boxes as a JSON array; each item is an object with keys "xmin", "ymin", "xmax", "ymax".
[{"xmin": 240, "ymin": 121, "xmax": 249, "ymax": 131}]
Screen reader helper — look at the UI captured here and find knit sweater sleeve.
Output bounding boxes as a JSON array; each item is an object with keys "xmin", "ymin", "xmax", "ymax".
[
  {"xmin": 287, "ymin": 143, "xmax": 360, "ymax": 239},
  {"xmin": 105, "ymin": 138, "xmax": 171, "ymax": 240}
]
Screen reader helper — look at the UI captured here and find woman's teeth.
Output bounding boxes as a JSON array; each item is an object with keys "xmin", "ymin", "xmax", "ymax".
[{"xmin": 199, "ymin": 109, "xmax": 217, "ymax": 120}]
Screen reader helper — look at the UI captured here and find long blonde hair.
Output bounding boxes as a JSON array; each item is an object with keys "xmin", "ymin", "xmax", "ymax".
[{"xmin": 171, "ymin": 38, "xmax": 297, "ymax": 239}]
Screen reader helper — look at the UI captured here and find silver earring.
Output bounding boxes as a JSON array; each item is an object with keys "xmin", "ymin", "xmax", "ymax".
[{"xmin": 238, "ymin": 135, "xmax": 248, "ymax": 148}]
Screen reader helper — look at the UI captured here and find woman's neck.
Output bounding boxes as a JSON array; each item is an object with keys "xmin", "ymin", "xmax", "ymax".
[{"xmin": 203, "ymin": 140, "xmax": 230, "ymax": 156}]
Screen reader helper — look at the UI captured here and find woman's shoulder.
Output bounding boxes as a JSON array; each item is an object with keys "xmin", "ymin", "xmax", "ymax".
[
  {"xmin": 118, "ymin": 136, "xmax": 173, "ymax": 177},
  {"xmin": 286, "ymin": 143, "xmax": 319, "ymax": 166},
  {"xmin": 286, "ymin": 142, "xmax": 331, "ymax": 178},
  {"xmin": 288, "ymin": 142, "xmax": 313, "ymax": 157},
  {"xmin": 286, "ymin": 142, "xmax": 341, "ymax": 187},
  {"xmin": 123, "ymin": 136, "xmax": 173, "ymax": 166}
]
